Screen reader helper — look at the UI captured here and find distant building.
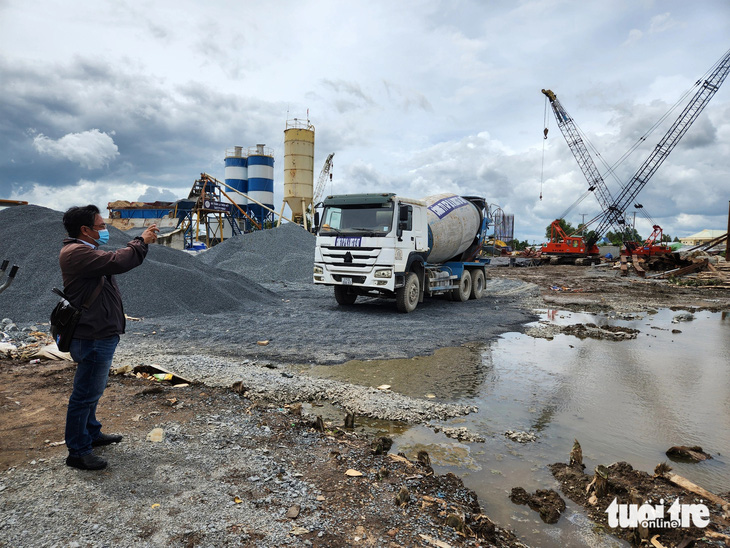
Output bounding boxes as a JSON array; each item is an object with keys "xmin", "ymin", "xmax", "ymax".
[{"xmin": 680, "ymin": 229, "xmax": 727, "ymax": 246}]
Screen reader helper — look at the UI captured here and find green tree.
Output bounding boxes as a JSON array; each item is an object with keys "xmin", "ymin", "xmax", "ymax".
[
  {"xmin": 508, "ymin": 239, "xmax": 530, "ymax": 251},
  {"xmin": 605, "ymin": 228, "xmax": 643, "ymax": 245},
  {"xmin": 582, "ymin": 229, "xmax": 599, "ymax": 245},
  {"xmin": 605, "ymin": 231, "xmax": 622, "ymax": 245},
  {"xmin": 624, "ymin": 227, "xmax": 643, "ymax": 242}
]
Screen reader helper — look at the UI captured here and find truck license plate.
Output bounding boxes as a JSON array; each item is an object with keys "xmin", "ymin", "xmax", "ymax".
[{"xmin": 342, "ymin": 277, "xmax": 353, "ymax": 285}]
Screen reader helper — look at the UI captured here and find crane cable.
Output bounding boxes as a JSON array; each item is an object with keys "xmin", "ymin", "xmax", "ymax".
[
  {"xmin": 557, "ymin": 188, "xmax": 593, "ymax": 220},
  {"xmin": 541, "ymin": 95, "xmax": 597, "ymax": 219},
  {"xmin": 607, "ymin": 52, "xmax": 725, "ymax": 178},
  {"xmin": 586, "ymin": 53, "xmax": 722, "ymax": 194},
  {"xmin": 540, "ymin": 96, "xmax": 551, "ymax": 200},
  {"xmin": 565, "ymin": 87, "xmax": 693, "ymax": 227}
]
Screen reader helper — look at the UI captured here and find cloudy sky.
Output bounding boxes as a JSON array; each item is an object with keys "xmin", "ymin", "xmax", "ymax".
[{"xmin": 1, "ymin": 0, "xmax": 729, "ymax": 243}]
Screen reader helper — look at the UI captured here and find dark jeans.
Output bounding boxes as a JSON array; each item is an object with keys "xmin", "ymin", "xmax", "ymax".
[{"xmin": 65, "ymin": 335, "xmax": 120, "ymax": 457}]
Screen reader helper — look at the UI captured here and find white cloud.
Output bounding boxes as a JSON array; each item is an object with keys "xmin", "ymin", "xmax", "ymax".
[
  {"xmin": 649, "ymin": 12, "xmax": 677, "ymax": 34},
  {"xmin": 32, "ymin": 129, "xmax": 119, "ymax": 169},
  {"xmin": 137, "ymin": 187, "xmax": 178, "ymax": 202},
  {"xmin": 623, "ymin": 29, "xmax": 643, "ymax": 47},
  {"xmin": 10, "ymin": 179, "xmax": 148, "ymax": 213}
]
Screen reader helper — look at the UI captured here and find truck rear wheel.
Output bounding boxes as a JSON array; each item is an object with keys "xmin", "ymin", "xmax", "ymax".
[
  {"xmin": 396, "ymin": 272, "xmax": 420, "ymax": 313},
  {"xmin": 450, "ymin": 270, "xmax": 472, "ymax": 302},
  {"xmin": 334, "ymin": 285, "xmax": 357, "ymax": 305},
  {"xmin": 470, "ymin": 269, "xmax": 485, "ymax": 299}
]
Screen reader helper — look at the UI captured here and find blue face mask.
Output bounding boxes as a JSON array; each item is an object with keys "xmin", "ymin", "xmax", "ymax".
[{"xmin": 94, "ymin": 229, "xmax": 110, "ymax": 246}]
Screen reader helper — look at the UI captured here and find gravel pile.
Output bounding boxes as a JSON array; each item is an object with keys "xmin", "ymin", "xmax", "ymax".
[
  {"xmin": 0, "ymin": 205, "xmax": 277, "ymax": 322},
  {"xmin": 196, "ymin": 222, "xmax": 316, "ymax": 284}
]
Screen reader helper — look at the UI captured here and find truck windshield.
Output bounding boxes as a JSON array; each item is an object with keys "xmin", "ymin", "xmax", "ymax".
[{"xmin": 319, "ymin": 204, "xmax": 394, "ymax": 236}]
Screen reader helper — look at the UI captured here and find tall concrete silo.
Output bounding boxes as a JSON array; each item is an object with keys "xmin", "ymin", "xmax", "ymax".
[
  {"xmin": 281, "ymin": 118, "xmax": 314, "ymax": 227},
  {"xmin": 224, "ymin": 146, "xmax": 248, "ymax": 220},
  {"xmin": 247, "ymin": 144, "xmax": 275, "ymax": 226}
]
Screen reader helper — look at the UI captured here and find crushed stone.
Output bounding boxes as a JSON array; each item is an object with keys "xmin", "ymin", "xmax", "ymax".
[
  {"xmin": 0, "ymin": 205, "xmax": 277, "ymax": 321},
  {"xmin": 195, "ymin": 222, "xmax": 316, "ymax": 284}
]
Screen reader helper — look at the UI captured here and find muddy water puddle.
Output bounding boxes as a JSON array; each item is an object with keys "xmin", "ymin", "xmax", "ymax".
[{"xmin": 301, "ymin": 308, "xmax": 730, "ymax": 547}]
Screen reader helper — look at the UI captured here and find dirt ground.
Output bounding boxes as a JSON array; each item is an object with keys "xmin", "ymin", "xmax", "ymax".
[
  {"xmin": 489, "ymin": 263, "xmax": 730, "ymax": 313},
  {"xmin": 0, "ymin": 358, "xmax": 526, "ymax": 547},
  {"xmin": 2, "ymin": 263, "xmax": 729, "ymax": 547}
]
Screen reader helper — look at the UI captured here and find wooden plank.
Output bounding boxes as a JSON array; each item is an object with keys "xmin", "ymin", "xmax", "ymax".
[
  {"xmin": 657, "ymin": 259, "xmax": 708, "ymax": 279},
  {"xmin": 662, "ymin": 472, "xmax": 729, "ymax": 507},
  {"xmin": 633, "ymin": 260, "xmax": 646, "ymax": 278}
]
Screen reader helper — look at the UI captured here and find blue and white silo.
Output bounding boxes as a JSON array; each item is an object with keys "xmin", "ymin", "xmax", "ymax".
[
  {"xmin": 224, "ymin": 146, "xmax": 248, "ymax": 218},
  {"xmin": 247, "ymin": 144, "xmax": 274, "ymax": 224}
]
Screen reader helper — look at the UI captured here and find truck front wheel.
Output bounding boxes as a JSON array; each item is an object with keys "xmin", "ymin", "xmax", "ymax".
[
  {"xmin": 451, "ymin": 270, "xmax": 472, "ymax": 302},
  {"xmin": 470, "ymin": 269, "xmax": 485, "ymax": 299},
  {"xmin": 396, "ymin": 272, "xmax": 420, "ymax": 313},
  {"xmin": 334, "ymin": 285, "xmax": 357, "ymax": 305}
]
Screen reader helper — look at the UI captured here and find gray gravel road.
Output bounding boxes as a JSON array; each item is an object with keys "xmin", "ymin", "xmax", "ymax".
[
  {"xmin": 110, "ymin": 278, "xmax": 539, "ymax": 426},
  {"xmin": 117, "ymin": 278, "xmax": 538, "ymax": 367}
]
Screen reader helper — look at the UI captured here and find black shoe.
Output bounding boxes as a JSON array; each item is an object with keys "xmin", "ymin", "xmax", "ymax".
[
  {"xmin": 66, "ymin": 453, "xmax": 107, "ymax": 470},
  {"xmin": 91, "ymin": 433, "xmax": 123, "ymax": 447}
]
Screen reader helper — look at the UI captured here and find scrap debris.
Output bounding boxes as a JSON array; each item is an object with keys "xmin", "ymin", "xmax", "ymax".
[
  {"xmin": 112, "ymin": 363, "xmax": 193, "ymax": 386},
  {"xmin": 549, "ymin": 285, "xmax": 583, "ymax": 292},
  {"xmin": 550, "ymin": 440, "xmax": 730, "ymax": 547}
]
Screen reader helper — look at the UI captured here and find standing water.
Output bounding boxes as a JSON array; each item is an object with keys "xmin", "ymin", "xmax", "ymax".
[{"xmin": 303, "ymin": 308, "xmax": 730, "ymax": 547}]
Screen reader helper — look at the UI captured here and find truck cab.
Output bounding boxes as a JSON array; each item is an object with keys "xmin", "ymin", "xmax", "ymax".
[
  {"xmin": 314, "ymin": 193, "xmax": 490, "ymax": 312},
  {"xmin": 313, "ymin": 193, "xmax": 425, "ymax": 293}
]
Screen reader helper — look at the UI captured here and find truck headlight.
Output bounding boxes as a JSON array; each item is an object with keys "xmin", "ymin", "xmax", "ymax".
[
  {"xmin": 313, "ymin": 265, "xmax": 323, "ymax": 275},
  {"xmin": 374, "ymin": 269, "xmax": 392, "ymax": 278}
]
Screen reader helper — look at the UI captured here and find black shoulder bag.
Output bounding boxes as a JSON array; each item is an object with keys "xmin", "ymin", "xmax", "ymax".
[{"xmin": 50, "ymin": 278, "xmax": 105, "ymax": 352}]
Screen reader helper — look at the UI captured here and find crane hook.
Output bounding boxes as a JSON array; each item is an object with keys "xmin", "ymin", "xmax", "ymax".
[{"xmin": 543, "ymin": 128, "xmax": 549, "ymax": 139}]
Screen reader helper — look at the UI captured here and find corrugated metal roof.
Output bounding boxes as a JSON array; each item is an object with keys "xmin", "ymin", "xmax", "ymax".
[{"xmin": 683, "ymin": 229, "xmax": 727, "ymax": 239}]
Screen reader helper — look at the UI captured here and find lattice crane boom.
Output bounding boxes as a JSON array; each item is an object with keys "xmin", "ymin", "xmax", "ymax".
[
  {"xmin": 542, "ymin": 89, "xmax": 625, "ymax": 233},
  {"xmin": 313, "ymin": 153, "xmax": 335, "ymax": 205},
  {"xmin": 590, "ymin": 48, "xmax": 730, "ymax": 246}
]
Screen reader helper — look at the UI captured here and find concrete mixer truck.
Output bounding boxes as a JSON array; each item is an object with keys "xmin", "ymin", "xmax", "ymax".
[{"xmin": 313, "ymin": 193, "xmax": 491, "ymax": 312}]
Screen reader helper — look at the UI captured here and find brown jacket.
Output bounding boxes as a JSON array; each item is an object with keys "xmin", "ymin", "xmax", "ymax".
[{"xmin": 59, "ymin": 238, "xmax": 149, "ymax": 339}]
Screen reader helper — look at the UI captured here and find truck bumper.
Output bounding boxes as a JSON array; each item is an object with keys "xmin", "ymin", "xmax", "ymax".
[{"xmin": 313, "ymin": 262, "xmax": 396, "ymax": 293}]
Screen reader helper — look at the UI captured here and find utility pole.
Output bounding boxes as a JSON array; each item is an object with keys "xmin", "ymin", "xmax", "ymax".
[
  {"xmin": 633, "ymin": 212, "xmax": 637, "ymax": 237},
  {"xmin": 726, "ymin": 200, "xmax": 730, "ymax": 259}
]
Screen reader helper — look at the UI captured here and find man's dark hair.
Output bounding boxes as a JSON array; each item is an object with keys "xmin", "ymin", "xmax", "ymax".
[{"xmin": 63, "ymin": 205, "xmax": 101, "ymax": 238}]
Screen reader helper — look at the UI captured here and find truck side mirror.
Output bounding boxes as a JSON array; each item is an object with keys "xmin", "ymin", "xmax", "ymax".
[
  {"xmin": 314, "ymin": 211, "xmax": 320, "ymax": 232},
  {"xmin": 397, "ymin": 205, "xmax": 412, "ymax": 241}
]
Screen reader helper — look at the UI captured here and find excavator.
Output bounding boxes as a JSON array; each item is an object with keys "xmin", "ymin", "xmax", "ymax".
[
  {"xmin": 540, "ymin": 47, "xmax": 730, "ymax": 264},
  {"xmin": 630, "ymin": 224, "xmax": 672, "ymax": 258},
  {"xmin": 542, "ymin": 219, "xmax": 600, "ymax": 265}
]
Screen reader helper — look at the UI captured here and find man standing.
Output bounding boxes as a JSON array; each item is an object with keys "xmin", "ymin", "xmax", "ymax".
[{"xmin": 60, "ymin": 205, "xmax": 158, "ymax": 470}]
